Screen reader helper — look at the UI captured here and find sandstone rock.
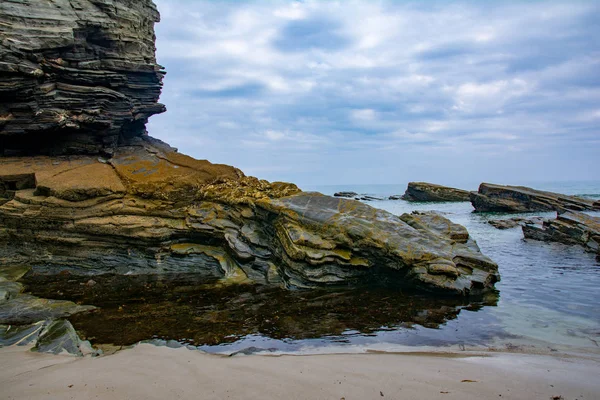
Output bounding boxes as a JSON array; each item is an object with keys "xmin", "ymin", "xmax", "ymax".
[
  {"xmin": 522, "ymin": 211, "xmax": 600, "ymax": 257},
  {"xmin": 0, "ymin": 140, "xmax": 498, "ymax": 295},
  {"xmin": 470, "ymin": 183, "xmax": 599, "ymax": 213},
  {"xmin": 488, "ymin": 217, "xmax": 545, "ymax": 230},
  {"xmin": 401, "ymin": 182, "xmax": 470, "ymax": 202},
  {"xmin": 0, "ymin": 0, "xmax": 165, "ymax": 155}
]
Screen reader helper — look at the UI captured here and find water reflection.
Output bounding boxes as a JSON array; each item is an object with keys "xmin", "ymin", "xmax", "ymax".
[{"xmin": 21, "ymin": 272, "xmax": 497, "ymax": 347}]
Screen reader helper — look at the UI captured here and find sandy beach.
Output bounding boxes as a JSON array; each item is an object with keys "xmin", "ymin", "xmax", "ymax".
[{"xmin": 1, "ymin": 344, "xmax": 598, "ymax": 400}]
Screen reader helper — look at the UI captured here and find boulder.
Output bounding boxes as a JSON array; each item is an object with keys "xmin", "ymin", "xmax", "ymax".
[
  {"xmin": 522, "ymin": 211, "xmax": 600, "ymax": 257},
  {"xmin": 401, "ymin": 182, "xmax": 470, "ymax": 202},
  {"xmin": 34, "ymin": 320, "xmax": 84, "ymax": 356},
  {"xmin": 470, "ymin": 183, "xmax": 599, "ymax": 213}
]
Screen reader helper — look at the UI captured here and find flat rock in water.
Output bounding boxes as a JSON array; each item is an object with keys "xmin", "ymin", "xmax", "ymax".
[
  {"xmin": 523, "ymin": 211, "xmax": 600, "ymax": 258},
  {"xmin": 402, "ymin": 182, "xmax": 470, "ymax": 202},
  {"xmin": 333, "ymin": 192, "xmax": 358, "ymax": 198},
  {"xmin": 488, "ymin": 217, "xmax": 545, "ymax": 230},
  {"xmin": 471, "ymin": 183, "xmax": 599, "ymax": 213}
]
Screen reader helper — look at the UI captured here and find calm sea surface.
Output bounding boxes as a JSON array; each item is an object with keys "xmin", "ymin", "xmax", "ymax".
[{"xmin": 30, "ymin": 181, "xmax": 600, "ymax": 354}]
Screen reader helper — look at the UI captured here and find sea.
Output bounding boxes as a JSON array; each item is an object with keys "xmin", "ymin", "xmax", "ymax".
[{"xmin": 36, "ymin": 181, "xmax": 600, "ymax": 355}]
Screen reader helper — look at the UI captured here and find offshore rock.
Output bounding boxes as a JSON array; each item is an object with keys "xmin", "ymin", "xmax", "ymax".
[
  {"xmin": 471, "ymin": 183, "xmax": 599, "ymax": 213},
  {"xmin": 0, "ymin": 139, "xmax": 499, "ymax": 295},
  {"xmin": 522, "ymin": 211, "xmax": 600, "ymax": 258},
  {"xmin": 333, "ymin": 192, "xmax": 358, "ymax": 198},
  {"xmin": 0, "ymin": 0, "xmax": 165, "ymax": 155},
  {"xmin": 488, "ymin": 216, "xmax": 545, "ymax": 230},
  {"xmin": 401, "ymin": 182, "xmax": 470, "ymax": 202}
]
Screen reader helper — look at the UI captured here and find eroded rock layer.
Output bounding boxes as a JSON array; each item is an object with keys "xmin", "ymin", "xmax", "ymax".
[
  {"xmin": 522, "ymin": 211, "xmax": 600, "ymax": 258},
  {"xmin": 470, "ymin": 183, "xmax": 600, "ymax": 213},
  {"xmin": 0, "ymin": 138, "xmax": 499, "ymax": 295},
  {"xmin": 0, "ymin": 0, "xmax": 165, "ymax": 155},
  {"xmin": 402, "ymin": 182, "xmax": 471, "ymax": 202}
]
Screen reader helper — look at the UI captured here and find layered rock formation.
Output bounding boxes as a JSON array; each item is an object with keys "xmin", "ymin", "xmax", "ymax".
[
  {"xmin": 0, "ymin": 0, "xmax": 165, "ymax": 156},
  {"xmin": 0, "ymin": 137, "xmax": 499, "ymax": 295},
  {"xmin": 470, "ymin": 183, "xmax": 600, "ymax": 213},
  {"xmin": 488, "ymin": 217, "xmax": 545, "ymax": 230},
  {"xmin": 523, "ymin": 211, "xmax": 600, "ymax": 259},
  {"xmin": 401, "ymin": 182, "xmax": 470, "ymax": 202},
  {"xmin": 0, "ymin": 0, "xmax": 500, "ymax": 302}
]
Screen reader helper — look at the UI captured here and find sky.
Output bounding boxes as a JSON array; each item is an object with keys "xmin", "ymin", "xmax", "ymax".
[{"xmin": 148, "ymin": 0, "xmax": 600, "ymax": 188}]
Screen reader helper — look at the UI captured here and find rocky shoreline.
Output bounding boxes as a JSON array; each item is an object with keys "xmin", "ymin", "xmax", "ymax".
[{"xmin": 1, "ymin": 0, "xmax": 599, "ymax": 359}]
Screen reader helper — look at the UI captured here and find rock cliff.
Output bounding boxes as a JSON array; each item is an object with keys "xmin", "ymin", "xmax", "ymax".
[
  {"xmin": 0, "ymin": 0, "xmax": 500, "ymax": 299},
  {"xmin": 401, "ymin": 182, "xmax": 470, "ymax": 202},
  {"xmin": 0, "ymin": 0, "xmax": 165, "ymax": 156},
  {"xmin": 470, "ymin": 183, "xmax": 599, "ymax": 213}
]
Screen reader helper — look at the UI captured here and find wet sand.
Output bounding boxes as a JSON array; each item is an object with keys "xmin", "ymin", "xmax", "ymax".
[{"xmin": 1, "ymin": 344, "xmax": 598, "ymax": 400}]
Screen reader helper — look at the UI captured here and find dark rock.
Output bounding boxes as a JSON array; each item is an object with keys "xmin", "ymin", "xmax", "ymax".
[
  {"xmin": 388, "ymin": 195, "xmax": 403, "ymax": 200},
  {"xmin": 0, "ymin": 0, "xmax": 165, "ymax": 156},
  {"xmin": 488, "ymin": 217, "xmax": 545, "ymax": 230},
  {"xmin": 0, "ymin": 281, "xmax": 23, "ymax": 303},
  {"xmin": 0, "ymin": 294, "xmax": 95, "ymax": 325},
  {"xmin": 35, "ymin": 320, "xmax": 83, "ymax": 356},
  {"xmin": 522, "ymin": 211, "xmax": 600, "ymax": 256},
  {"xmin": 0, "ymin": 320, "xmax": 45, "ymax": 347},
  {"xmin": 470, "ymin": 183, "xmax": 599, "ymax": 213},
  {"xmin": 333, "ymin": 192, "xmax": 358, "ymax": 198},
  {"xmin": 229, "ymin": 346, "xmax": 277, "ymax": 356},
  {"xmin": 402, "ymin": 182, "xmax": 470, "ymax": 202},
  {"xmin": 356, "ymin": 195, "xmax": 383, "ymax": 201}
]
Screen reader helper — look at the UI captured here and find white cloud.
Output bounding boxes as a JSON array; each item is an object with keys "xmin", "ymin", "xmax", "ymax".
[
  {"xmin": 351, "ymin": 109, "xmax": 377, "ymax": 121},
  {"xmin": 149, "ymin": 0, "xmax": 600, "ymax": 185}
]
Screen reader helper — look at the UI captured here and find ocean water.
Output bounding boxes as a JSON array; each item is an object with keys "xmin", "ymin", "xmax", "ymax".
[
  {"xmin": 206, "ymin": 181, "xmax": 600, "ymax": 354},
  {"xmin": 26, "ymin": 181, "xmax": 600, "ymax": 355}
]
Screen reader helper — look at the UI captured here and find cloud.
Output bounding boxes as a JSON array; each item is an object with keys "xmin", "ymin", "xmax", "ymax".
[{"xmin": 148, "ymin": 0, "xmax": 600, "ymax": 185}]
